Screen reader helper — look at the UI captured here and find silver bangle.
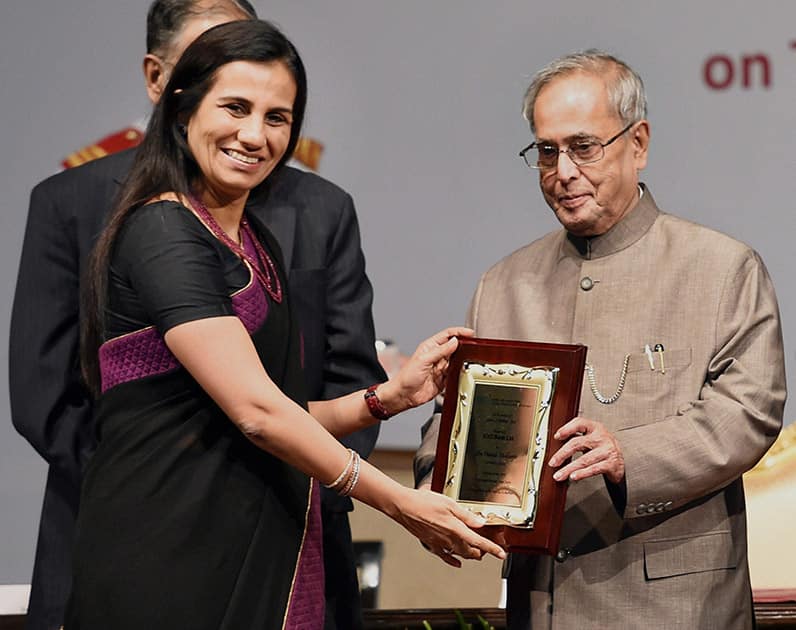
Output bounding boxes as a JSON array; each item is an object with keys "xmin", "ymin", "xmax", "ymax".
[
  {"xmin": 340, "ymin": 451, "xmax": 361, "ymax": 496},
  {"xmin": 324, "ymin": 448, "xmax": 354, "ymax": 490}
]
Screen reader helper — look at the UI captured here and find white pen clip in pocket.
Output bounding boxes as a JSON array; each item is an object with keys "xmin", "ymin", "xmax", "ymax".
[{"xmin": 644, "ymin": 344, "xmax": 655, "ymax": 370}]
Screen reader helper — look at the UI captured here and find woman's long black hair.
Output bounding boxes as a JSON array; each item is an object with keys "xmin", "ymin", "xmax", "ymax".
[{"xmin": 80, "ymin": 19, "xmax": 307, "ymax": 395}]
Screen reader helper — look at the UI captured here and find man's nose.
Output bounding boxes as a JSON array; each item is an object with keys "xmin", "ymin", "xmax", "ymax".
[{"xmin": 555, "ymin": 150, "xmax": 580, "ymax": 182}]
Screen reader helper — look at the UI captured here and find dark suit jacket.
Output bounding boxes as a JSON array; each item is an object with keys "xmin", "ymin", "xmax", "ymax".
[{"xmin": 9, "ymin": 149, "xmax": 385, "ymax": 630}]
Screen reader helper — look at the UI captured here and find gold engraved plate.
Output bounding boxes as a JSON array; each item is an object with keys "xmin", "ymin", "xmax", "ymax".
[{"xmin": 443, "ymin": 362, "xmax": 558, "ymax": 529}]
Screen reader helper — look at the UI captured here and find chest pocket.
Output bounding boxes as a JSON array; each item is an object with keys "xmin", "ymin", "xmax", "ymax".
[{"xmin": 612, "ymin": 347, "xmax": 693, "ymax": 426}]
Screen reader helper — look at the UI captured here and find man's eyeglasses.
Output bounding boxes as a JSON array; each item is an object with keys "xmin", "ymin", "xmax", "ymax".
[{"xmin": 519, "ymin": 122, "xmax": 635, "ymax": 171}]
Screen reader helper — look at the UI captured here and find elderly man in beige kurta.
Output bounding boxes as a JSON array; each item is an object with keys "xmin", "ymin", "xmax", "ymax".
[{"xmin": 415, "ymin": 51, "xmax": 785, "ymax": 630}]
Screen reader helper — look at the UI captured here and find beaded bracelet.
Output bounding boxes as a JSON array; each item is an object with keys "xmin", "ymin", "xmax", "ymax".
[{"xmin": 364, "ymin": 384, "xmax": 392, "ymax": 421}]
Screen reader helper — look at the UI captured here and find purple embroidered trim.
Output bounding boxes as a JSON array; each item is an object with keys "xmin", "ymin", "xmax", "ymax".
[
  {"xmin": 99, "ymin": 276, "xmax": 268, "ymax": 394},
  {"xmin": 235, "ymin": 229, "xmax": 271, "ymax": 333},
  {"xmin": 284, "ymin": 481, "xmax": 325, "ymax": 629},
  {"xmin": 99, "ymin": 326, "xmax": 179, "ymax": 394}
]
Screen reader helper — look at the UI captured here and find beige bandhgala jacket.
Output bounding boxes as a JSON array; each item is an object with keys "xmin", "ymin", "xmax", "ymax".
[{"xmin": 416, "ymin": 186, "xmax": 786, "ymax": 630}]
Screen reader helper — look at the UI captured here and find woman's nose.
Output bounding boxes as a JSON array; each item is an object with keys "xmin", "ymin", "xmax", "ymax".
[{"xmin": 237, "ymin": 117, "xmax": 266, "ymax": 147}]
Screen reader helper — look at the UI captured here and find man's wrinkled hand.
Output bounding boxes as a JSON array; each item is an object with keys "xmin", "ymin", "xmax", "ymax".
[{"xmin": 548, "ymin": 416, "xmax": 625, "ymax": 484}]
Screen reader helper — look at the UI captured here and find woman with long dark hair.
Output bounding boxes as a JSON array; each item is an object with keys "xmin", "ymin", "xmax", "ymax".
[{"xmin": 67, "ymin": 19, "xmax": 503, "ymax": 630}]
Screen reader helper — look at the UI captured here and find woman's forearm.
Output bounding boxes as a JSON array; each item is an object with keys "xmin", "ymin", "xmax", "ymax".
[{"xmin": 165, "ymin": 316, "xmax": 504, "ymax": 563}]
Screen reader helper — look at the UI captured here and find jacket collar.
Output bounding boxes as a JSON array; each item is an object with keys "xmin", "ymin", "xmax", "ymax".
[
  {"xmin": 562, "ymin": 183, "xmax": 659, "ymax": 260},
  {"xmin": 245, "ymin": 168, "xmax": 298, "ymax": 272},
  {"xmin": 249, "ymin": 197, "xmax": 296, "ymax": 272}
]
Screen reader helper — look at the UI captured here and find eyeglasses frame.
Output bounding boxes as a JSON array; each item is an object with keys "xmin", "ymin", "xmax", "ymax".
[{"xmin": 518, "ymin": 121, "xmax": 637, "ymax": 171}]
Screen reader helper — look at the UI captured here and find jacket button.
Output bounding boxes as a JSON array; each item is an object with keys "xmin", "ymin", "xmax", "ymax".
[
  {"xmin": 555, "ymin": 548, "xmax": 570, "ymax": 563},
  {"xmin": 580, "ymin": 277, "xmax": 594, "ymax": 291}
]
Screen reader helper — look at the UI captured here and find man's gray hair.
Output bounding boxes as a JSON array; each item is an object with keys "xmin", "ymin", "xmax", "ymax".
[{"xmin": 522, "ymin": 49, "xmax": 647, "ymax": 134}]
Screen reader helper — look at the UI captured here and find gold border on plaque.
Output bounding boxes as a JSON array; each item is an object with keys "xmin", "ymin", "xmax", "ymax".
[{"xmin": 441, "ymin": 361, "xmax": 559, "ymax": 529}]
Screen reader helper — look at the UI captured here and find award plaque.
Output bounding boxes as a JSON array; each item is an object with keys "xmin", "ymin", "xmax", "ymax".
[{"xmin": 431, "ymin": 337, "xmax": 587, "ymax": 555}]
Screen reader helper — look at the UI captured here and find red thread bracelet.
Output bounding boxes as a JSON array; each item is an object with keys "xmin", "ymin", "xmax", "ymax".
[{"xmin": 364, "ymin": 384, "xmax": 391, "ymax": 420}]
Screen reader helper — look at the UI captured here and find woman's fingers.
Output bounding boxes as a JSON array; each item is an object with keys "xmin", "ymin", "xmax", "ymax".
[
  {"xmin": 405, "ymin": 489, "xmax": 505, "ymax": 565},
  {"xmin": 416, "ymin": 326, "xmax": 473, "ymax": 357},
  {"xmin": 437, "ymin": 326, "xmax": 475, "ymax": 344},
  {"xmin": 455, "ymin": 526, "xmax": 505, "ymax": 561},
  {"xmin": 433, "ymin": 549, "xmax": 463, "ymax": 568},
  {"xmin": 415, "ymin": 337, "xmax": 458, "ymax": 366},
  {"xmin": 397, "ymin": 327, "xmax": 474, "ymax": 401},
  {"xmin": 451, "ymin": 500, "xmax": 487, "ymax": 529},
  {"xmin": 434, "ymin": 496, "xmax": 506, "ymax": 561}
]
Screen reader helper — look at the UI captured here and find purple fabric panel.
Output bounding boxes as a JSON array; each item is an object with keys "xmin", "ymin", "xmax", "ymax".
[
  {"xmin": 284, "ymin": 481, "xmax": 325, "ymax": 630},
  {"xmin": 236, "ymin": 229, "xmax": 271, "ymax": 334},
  {"xmin": 231, "ymin": 277, "xmax": 269, "ymax": 335},
  {"xmin": 99, "ymin": 279, "xmax": 268, "ymax": 393},
  {"xmin": 98, "ymin": 326, "xmax": 179, "ymax": 393}
]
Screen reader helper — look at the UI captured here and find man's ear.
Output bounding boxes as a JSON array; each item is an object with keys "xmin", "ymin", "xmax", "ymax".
[
  {"xmin": 143, "ymin": 53, "xmax": 168, "ymax": 105},
  {"xmin": 632, "ymin": 120, "xmax": 650, "ymax": 171}
]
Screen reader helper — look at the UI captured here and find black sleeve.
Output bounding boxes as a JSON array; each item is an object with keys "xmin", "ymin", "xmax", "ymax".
[
  {"xmin": 112, "ymin": 202, "xmax": 236, "ymax": 335},
  {"xmin": 316, "ymin": 191, "xmax": 384, "ymax": 459},
  {"xmin": 10, "ymin": 179, "xmax": 95, "ymax": 482}
]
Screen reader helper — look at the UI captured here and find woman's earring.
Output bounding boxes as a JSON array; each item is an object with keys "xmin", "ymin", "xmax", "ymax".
[{"xmin": 178, "ymin": 123, "xmax": 187, "ymax": 137}]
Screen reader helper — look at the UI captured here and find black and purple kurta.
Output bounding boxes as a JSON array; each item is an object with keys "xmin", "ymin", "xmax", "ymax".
[{"xmin": 65, "ymin": 201, "xmax": 324, "ymax": 630}]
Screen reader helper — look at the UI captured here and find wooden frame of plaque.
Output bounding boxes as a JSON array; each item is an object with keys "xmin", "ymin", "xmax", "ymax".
[{"xmin": 431, "ymin": 337, "xmax": 587, "ymax": 555}]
